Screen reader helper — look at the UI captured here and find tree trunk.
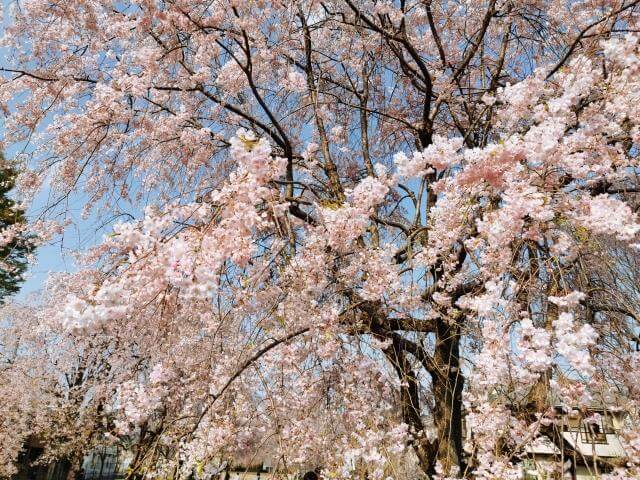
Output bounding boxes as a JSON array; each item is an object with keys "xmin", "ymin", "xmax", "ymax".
[
  {"xmin": 383, "ymin": 337, "xmax": 436, "ymax": 477},
  {"xmin": 65, "ymin": 453, "xmax": 84, "ymax": 480},
  {"xmin": 432, "ymin": 319, "xmax": 466, "ymax": 477}
]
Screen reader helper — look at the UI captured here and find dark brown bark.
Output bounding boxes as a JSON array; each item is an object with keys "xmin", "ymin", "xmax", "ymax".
[{"xmin": 431, "ymin": 318, "xmax": 466, "ymax": 476}]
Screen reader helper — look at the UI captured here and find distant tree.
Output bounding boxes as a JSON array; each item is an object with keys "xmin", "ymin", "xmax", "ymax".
[{"xmin": 0, "ymin": 154, "xmax": 31, "ymax": 301}]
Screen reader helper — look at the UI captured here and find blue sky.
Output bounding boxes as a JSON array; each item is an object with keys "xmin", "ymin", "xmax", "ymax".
[{"xmin": 1, "ymin": 1, "xmax": 83, "ymax": 299}]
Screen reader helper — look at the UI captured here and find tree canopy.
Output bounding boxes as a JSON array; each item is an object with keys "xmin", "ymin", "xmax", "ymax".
[{"xmin": 0, "ymin": 1, "xmax": 640, "ymax": 479}]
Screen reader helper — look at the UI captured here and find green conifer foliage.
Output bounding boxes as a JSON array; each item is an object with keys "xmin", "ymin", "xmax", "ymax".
[{"xmin": 0, "ymin": 154, "xmax": 32, "ymax": 301}]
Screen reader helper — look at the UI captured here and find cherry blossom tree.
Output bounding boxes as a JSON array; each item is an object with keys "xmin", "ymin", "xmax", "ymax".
[
  {"xmin": 2, "ymin": 0, "xmax": 640, "ymax": 478},
  {"xmin": 0, "ymin": 277, "xmax": 131, "ymax": 479}
]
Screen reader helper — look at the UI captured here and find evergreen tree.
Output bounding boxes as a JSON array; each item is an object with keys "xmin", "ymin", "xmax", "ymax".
[{"xmin": 0, "ymin": 154, "xmax": 31, "ymax": 301}]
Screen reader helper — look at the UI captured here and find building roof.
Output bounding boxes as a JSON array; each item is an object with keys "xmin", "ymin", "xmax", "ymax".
[
  {"xmin": 561, "ymin": 431, "xmax": 626, "ymax": 459},
  {"xmin": 525, "ymin": 436, "xmax": 561, "ymax": 456}
]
